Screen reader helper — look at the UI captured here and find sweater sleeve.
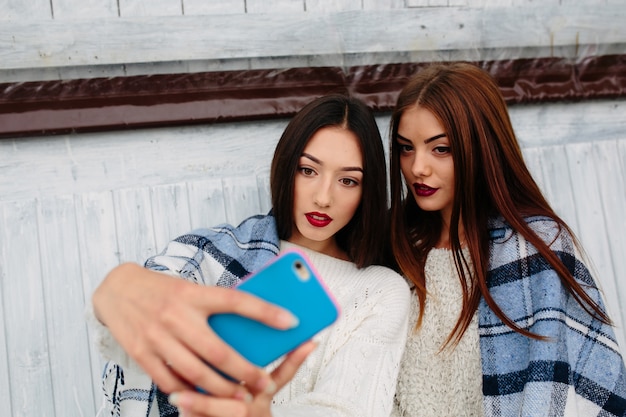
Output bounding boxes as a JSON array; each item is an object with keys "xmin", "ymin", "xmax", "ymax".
[{"xmin": 270, "ymin": 266, "xmax": 411, "ymax": 417}]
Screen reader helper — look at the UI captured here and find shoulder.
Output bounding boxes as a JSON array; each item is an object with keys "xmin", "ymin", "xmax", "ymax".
[
  {"xmin": 486, "ymin": 215, "xmax": 587, "ymax": 288},
  {"xmin": 353, "ymin": 264, "xmax": 412, "ymax": 301},
  {"xmin": 188, "ymin": 213, "xmax": 276, "ymax": 240},
  {"xmin": 146, "ymin": 213, "xmax": 280, "ymax": 283},
  {"xmin": 335, "ymin": 264, "xmax": 411, "ymax": 326},
  {"xmin": 488, "ymin": 215, "xmax": 563, "ymax": 241},
  {"xmin": 487, "ymin": 215, "xmax": 576, "ymax": 254},
  {"xmin": 175, "ymin": 213, "xmax": 280, "ymax": 253}
]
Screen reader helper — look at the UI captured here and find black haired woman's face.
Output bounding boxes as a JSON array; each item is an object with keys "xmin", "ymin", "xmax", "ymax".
[{"xmin": 288, "ymin": 126, "xmax": 363, "ymax": 257}]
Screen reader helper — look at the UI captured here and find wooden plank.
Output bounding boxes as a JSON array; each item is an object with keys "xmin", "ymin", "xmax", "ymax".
[
  {"xmin": 531, "ymin": 145, "xmax": 580, "ymax": 233},
  {"xmin": 222, "ymin": 176, "xmax": 263, "ymax": 225},
  {"xmin": 52, "ymin": 0, "xmax": 118, "ymax": 19},
  {"xmin": 565, "ymin": 142, "xmax": 625, "ymax": 351},
  {"xmin": 511, "ymin": 101, "xmax": 626, "ymax": 152},
  {"xmin": 187, "ymin": 178, "xmax": 228, "ymax": 229},
  {"xmin": 406, "ymin": 0, "xmax": 430, "ymax": 6},
  {"xmin": 150, "ymin": 183, "xmax": 192, "ymax": 251},
  {"xmin": 1, "ymin": 5, "xmax": 623, "ymax": 70},
  {"xmin": 247, "ymin": 0, "xmax": 303, "ymax": 13},
  {"xmin": 1, "ymin": 0, "xmax": 51, "ymax": 19},
  {"xmin": 590, "ymin": 140, "xmax": 626, "ymax": 346},
  {"xmin": 113, "ymin": 187, "xmax": 157, "ymax": 263},
  {"xmin": 183, "ymin": 0, "xmax": 245, "ymax": 15},
  {"xmin": 426, "ymin": 0, "xmax": 449, "ymax": 7},
  {"xmin": 305, "ymin": 0, "xmax": 361, "ymax": 11},
  {"xmin": 0, "ymin": 120, "xmax": 284, "ymax": 203},
  {"xmin": 37, "ymin": 194, "xmax": 96, "ymax": 416},
  {"xmin": 0, "ymin": 203, "xmax": 14, "ymax": 416},
  {"xmin": 119, "ymin": 0, "xmax": 182, "ymax": 17},
  {"xmin": 363, "ymin": 0, "xmax": 406, "ymax": 9},
  {"xmin": 519, "ymin": 147, "xmax": 548, "ymax": 206},
  {"xmin": 74, "ymin": 191, "xmax": 120, "ymax": 408},
  {"xmin": 256, "ymin": 175, "xmax": 272, "ymax": 215},
  {"xmin": 0, "ymin": 199, "xmax": 54, "ymax": 417}
]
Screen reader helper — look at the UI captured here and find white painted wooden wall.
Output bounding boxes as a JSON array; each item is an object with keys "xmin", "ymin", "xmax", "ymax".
[
  {"xmin": 1, "ymin": 1, "xmax": 625, "ymax": 416},
  {"xmin": 1, "ymin": 101, "xmax": 625, "ymax": 417}
]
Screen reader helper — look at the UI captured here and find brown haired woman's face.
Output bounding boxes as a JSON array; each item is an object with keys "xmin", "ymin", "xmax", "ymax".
[
  {"xmin": 397, "ymin": 105, "xmax": 456, "ymax": 225},
  {"xmin": 288, "ymin": 126, "xmax": 363, "ymax": 257}
]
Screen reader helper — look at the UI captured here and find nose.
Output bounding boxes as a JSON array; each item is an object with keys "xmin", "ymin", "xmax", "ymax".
[
  {"xmin": 411, "ymin": 151, "xmax": 430, "ymax": 178},
  {"xmin": 314, "ymin": 179, "xmax": 332, "ymax": 208}
]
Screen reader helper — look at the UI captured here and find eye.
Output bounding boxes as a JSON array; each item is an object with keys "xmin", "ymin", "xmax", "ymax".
[
  {"xmin": 398, "ymin": 143, "xmax": 413, "ymax": 154},
  {"xmin": 433, "ymin": 145, "xmax": 451, "ymax": 155},
  {"xmin": 339, "ymin": 178, "xmax": 360, "ymax": 187},
  {"xmin": 298, "ymin": 166, "xmax": 316, "ymax": 176}
]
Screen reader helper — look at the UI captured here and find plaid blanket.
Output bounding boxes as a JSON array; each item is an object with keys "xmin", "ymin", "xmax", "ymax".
[{"xmin": 480, "ymin": 216, "xmax": 626, "ymax": 416}]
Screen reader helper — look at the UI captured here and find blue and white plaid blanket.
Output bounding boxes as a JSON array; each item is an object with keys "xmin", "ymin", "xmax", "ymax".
[{"xmin": 480, "ymin": 216, "xmax": 626, "ymax": 416}]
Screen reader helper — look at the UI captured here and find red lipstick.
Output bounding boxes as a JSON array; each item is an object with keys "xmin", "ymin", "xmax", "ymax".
[
  {"xmin": 306, "ymin": 212, "xmax": 332, "ymax": 227},
  {"xmin": 413, "ymin": 183, "xmax": 437, "ymax": 197}
]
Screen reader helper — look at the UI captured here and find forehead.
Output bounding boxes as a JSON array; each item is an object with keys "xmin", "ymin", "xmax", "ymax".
[
  {"xmin": 303, "ymin": 126, "xmax": 363, "ymax": 166},
  {"xmin": 397, "ymin": 105, "xmax": 445, "ymax": 141}
]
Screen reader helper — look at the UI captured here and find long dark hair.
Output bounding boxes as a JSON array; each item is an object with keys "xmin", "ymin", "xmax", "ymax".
[
  {"xmin": 389, "ymin": 62, "xmax": 610, "ymax": 345},
  {"xmin": 271, "ymin": 94, "xmax": 388, "ymax": 268}
]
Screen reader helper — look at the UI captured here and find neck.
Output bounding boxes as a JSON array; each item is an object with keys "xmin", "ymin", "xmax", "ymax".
[
  {"xmin": 286, "ymin": 238, "xmax": 350, "ymax": 261},
  {"xmin": 436, "ymin": 220, "xmax": 466, "ymax": 249}
]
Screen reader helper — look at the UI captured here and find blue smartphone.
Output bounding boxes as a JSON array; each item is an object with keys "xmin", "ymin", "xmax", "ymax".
[{"xmin": 208, "ymin": 249, "xmax": 340, "ymax": 368}]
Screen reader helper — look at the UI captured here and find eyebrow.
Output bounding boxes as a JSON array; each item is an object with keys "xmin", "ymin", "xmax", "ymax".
[
  {"xmin": 396, "ymin": 133, "xmax": 447, "ymax": 144},
  {"xmin": 301, "ymin": 152, "xmax": 363, "ymax": 172}
]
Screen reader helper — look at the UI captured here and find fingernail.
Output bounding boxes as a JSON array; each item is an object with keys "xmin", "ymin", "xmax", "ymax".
[
  {"xmin": 168, "ymin": 392, "xmax": 191, "ymax": 409},
  {"xmin": 233, "ymin": 389, "xmax": 253, "ymax": 403},
  {"xmin": 168, "ymin": 393, "xmax": 180, "ymax": 407},
  {"xmin": 259, "ymin": 377, "xmax": 277, "ymax": 395},
  {"xmin": 279, "ymin": 311, "xmax": 299, "ymax": 329}
]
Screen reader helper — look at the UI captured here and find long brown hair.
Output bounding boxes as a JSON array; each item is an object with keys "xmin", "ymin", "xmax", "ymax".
[
  {"xmin": 271, "ymin": 94, "xmax": 388, "ymax": 268},
  {"xmin": 389, "ymin": 62, "xmax": 610, "ymax": 346}
]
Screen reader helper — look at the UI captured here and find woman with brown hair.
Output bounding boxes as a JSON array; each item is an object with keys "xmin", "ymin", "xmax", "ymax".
[{"xmin": 388, "ymin": 62, "xmax": 626, "ymax": 416}]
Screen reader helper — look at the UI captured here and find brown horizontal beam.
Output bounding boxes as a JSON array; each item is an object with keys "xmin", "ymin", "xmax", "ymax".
[{"xmin": 1, "ymin": 55, "xmax": 624, "ymax": 139}]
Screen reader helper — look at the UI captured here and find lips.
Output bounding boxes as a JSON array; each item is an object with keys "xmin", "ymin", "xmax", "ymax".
[
  {"xmin": 413, "ymin": 183, "xmax": 437, "ymax": 197},
  {"xmin": 305, "ymin": 212, "xmax": 332, "ymax": 227}
]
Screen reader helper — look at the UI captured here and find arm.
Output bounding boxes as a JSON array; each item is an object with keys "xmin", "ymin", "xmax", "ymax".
[
  {"xmin": 91, "ymin": 263, "xmax": 296, "ymax": 396},
  {"xmin": 88, "ymin": 224, "xmax": 298, "ymax": 416},
  {"xmin": 481, "ymin": 217, "xmax": 626, "ymax": 416}
]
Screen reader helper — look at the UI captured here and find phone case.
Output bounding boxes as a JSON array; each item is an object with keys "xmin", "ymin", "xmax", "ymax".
[{"xmin": 207, "ymin": 249, "xmax": 340, "ymax": 367}]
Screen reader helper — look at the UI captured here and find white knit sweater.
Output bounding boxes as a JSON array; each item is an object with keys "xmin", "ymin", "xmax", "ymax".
[
  {"xmin": 392, "ymin": 248, "xmax": 483, "ymax": 417},
  {"xmin": 89, "ymin": 240, "xmax": 411, "ymax": 417}
]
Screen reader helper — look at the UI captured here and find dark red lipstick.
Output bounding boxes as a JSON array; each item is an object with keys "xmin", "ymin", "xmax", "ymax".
[
  {"xmin": 413, "ymin": 183, "xmax": 437, "ymax": 197},
  {"xmin": 305, "ymin": 212, "xmax": 332, "ymax": 227}
]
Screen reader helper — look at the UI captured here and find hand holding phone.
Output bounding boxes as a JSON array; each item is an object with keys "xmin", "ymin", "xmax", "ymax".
[{"xmin": 208, "ymin": 249, "xmax": 340, "ymax": 368}]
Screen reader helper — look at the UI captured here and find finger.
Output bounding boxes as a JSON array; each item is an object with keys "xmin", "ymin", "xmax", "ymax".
[
  {"xmin": 160, "ymin": 293, "xmax": 277, "ymax": 395},
  {"xmin": 152, "ymin": 330, "xmax": 248, "ymax": 397},
  {"xmin": 169, "ymin": 390, "xmax": 249, "ymax": 417},
  {"xmin": 270, "ymin": 341, "xmax": 317, "ymax": 390},
  {"xmin": 136, "ymin": 353, "xmax": 193, "ymax": 394},
  {"xmin": 195, "ymin": 286, "xmax": 299, "ymax": 330}
]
